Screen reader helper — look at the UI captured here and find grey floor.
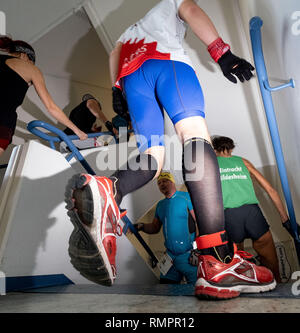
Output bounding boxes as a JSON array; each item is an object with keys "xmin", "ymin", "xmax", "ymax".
[
  {"xmin": 1, "ymin": 292, "xmax": 300, "ymax": 313},
  {"xmin": 0, "ymin": 284, "xmax": 300, "ymax": 313}
]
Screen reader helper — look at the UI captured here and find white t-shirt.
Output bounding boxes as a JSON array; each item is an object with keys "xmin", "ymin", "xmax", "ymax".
[{"xmin": 115, "ymin": 0, "xmax": 194, "ymax": 85}]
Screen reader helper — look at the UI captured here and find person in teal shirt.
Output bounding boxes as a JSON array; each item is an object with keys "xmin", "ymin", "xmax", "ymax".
[
  {"xmin": 212, "ymin": 136, "xmax": 295, "ymax": 282},
  {"xmin": 135, "ymin": 172, "xmax": 198, "ymax": 284}
]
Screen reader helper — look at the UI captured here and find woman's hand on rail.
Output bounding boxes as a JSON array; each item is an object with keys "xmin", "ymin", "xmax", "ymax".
[{"xmin": 74, "ymin": 129, "xmax": 88, "ymax": 140}]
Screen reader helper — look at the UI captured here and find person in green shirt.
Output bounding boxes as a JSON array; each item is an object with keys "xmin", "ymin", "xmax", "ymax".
[{"xmin": 212, "ymin": 136, "xmax": 293, "ymax": 282}]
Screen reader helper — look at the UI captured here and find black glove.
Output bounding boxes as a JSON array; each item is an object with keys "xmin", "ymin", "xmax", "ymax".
[
  {"xmin": 105, "ymin": 121, "xmax": 114, "ymax": 133},
  {"xmin": 112, "ymin": 87, "xmax": 130, "ymax": 121},
  {"xmin": 283, "ymin": 219, "xmax": 300, "ymax": 239},
  {"xmin": 189, "ymin": 249, "xmax": 201, "ymax": 266},
  {"xmin": 134, "ymin": 223, "xmax": 144, "ymax": 232},
  {"xmin": 218, "ymin": 50, "xmax": 255, "ymax": 84}
]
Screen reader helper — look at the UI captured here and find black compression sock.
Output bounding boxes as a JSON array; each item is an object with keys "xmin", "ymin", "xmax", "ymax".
[
  {"xmin": 109, "ymin": 153, "xmax": 158, "ymax": 206},
  {"xmin": 182, "ymin": 137, "xmax": 225, "ymax": 235},
  {"xmin": 201, "ymin": 244, "xmax": 234, "ymax": 263}
]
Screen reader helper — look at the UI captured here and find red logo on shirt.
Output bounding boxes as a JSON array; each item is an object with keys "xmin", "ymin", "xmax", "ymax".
[{"xmin": 116, "ymin": 38, "xmax": 170, "ymax": 85}]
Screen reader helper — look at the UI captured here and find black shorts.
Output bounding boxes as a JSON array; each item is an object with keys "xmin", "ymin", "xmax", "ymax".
[{"xmin": 224, "ymin": 204, "xmax": 270, "ymax": 243}]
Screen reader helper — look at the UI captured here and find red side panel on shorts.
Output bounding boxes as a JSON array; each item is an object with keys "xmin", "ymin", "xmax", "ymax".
[
  {"xmin": 0, "ymin": 125, "xmax": 13, "ymax": 150},
  {"xmin": 0, "ymin": 138, "xmax": 10, "ymax": 150}
]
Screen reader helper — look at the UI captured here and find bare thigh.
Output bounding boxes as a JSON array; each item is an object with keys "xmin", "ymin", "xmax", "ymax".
[{"xmin": 174, "ymin": 116, "xmax": 211, "ymax": 144}]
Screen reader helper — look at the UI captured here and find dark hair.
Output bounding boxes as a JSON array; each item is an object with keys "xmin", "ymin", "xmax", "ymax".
[
  {"xmin": 82, "ymin": 94, "xmax": 101, "ymax": 109},
  {"xmin": 0, "ymin": 36, "xmax": 35, "ymax": 63},
  {"xmin": 212, "ymin": 136, "xmax": 235, "ymax": 152}
]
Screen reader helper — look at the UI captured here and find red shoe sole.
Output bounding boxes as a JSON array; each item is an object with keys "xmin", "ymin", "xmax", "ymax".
[{"xmin": 195, "ymin": 285, "xmax": 240, "ymax": 300}]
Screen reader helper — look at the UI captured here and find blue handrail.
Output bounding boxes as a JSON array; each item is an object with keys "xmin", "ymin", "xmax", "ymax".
[
  {"xmin": 27, "ymin": 120, "xmax": 158, "ymax": 267},
  {"xmin": 249, "ymin": 17, "xmax": 300, "ymax": 261},
  {"xmin": 27, "ymin": 120, "xmax": 110, "ymax": 175}
]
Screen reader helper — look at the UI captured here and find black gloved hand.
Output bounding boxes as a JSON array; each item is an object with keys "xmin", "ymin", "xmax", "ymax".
[
  {"xmin": 189, "ymin": 249, "xmax": 201, "ymax": 266},
  {"xmin": 105, "ymin": 121, "xmax": 114, "ymax": 133},
  {"xmin": 218, "ymin": 50, "xmax": 255, "ymax": 84},
  {"xmin": 283, "ymin": 219, "xmax": 300, "ymax": 239},
  {"xmin": 134, "ymin": 223, "xmax": 144, "ymax": 232},
  {"xmin": 112, "ymin": 86, "xmax": 130, "ymax": 121}
]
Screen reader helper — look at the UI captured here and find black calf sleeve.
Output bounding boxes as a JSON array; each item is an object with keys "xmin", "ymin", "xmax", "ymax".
[
  {"xmin": 182, "ymin": 137, "xmax": 225, "ymax": 236},
  {"xmin": 110, "ymin": 153, "xmax": 158, "ymax": 205},
  {"xmin": 182, "ymin": 138, "xmax": 233, "ymax": 261}
]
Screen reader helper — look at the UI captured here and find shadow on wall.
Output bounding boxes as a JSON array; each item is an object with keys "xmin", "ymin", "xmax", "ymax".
[{"xmin": 0, "ymin": 172, "xmax": 71, "ymax": 279}]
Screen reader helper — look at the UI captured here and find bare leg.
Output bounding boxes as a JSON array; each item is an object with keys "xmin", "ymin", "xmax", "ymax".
[
  {"xmin": 174, "ymin": 116, "xmax": 211, "ymax": 143},
  {"xmin": 143, "ymin": 146, "xmax": 165, "ymax": 179},
  {"xmin": 253, "ymin": 231, "xmax": 281, "ymax": 282}
]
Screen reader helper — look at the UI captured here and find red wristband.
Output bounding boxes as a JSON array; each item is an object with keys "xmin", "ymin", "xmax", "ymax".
[{"xmin": 207, "ymin": 37, "xmax": 230, "ymax": 63}]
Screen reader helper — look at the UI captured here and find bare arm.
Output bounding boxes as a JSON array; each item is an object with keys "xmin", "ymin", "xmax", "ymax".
[
  {"xmin": 109, "ymin": 42, "xmax": 123, "ymax": 86},
  {"xmin": 30, "ymin": 66, "xmax": 88, "ymax": 140},
  {"xmin": 136, "ymin": 217, "xmax": 162, "ymax": 234},
  {"xmin": 178, "ymin": 0, "xmax": 219, "ymax": 46},
  {"xmin": 242, "ymin": 158, "xmax": 289, "ymax": 222},
  {"xmin": 179, "ymin": 0, "xmax": 254, "ymax": 83},
  {"xmin": 86, "ymin": 99, "xmax": 108, "ymax": 124}
]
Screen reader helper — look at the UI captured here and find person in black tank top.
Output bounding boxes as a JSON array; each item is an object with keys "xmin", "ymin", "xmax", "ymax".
[
  {"xmin": 64, "ymin": 100, "xmax": 97, "ymax": 135},
  {"xmin": 0, "ymin": 36, "xmax": 88, "ymax": 156},
  {"xmin": 64, "ymin": 94, "xmax": 114, "ymax": 136},
  {"xmin": 0, "ymin": 53, "xmax": 29, "ymax": 151}
]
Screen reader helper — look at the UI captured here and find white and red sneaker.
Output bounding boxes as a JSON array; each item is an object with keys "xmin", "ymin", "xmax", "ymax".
[
  {"xmin": 195, "ymin": 250, "xmax": 276, "ymax": 300},
  {"xmin": 65, "ymin": 173, "xmax": 126, "ymax": 286}
]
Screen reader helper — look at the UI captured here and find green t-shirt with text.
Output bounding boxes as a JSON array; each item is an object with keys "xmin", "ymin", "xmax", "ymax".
[{"xmin": 217, "ymin": 155, "xmax": 259, "ymax": 209}]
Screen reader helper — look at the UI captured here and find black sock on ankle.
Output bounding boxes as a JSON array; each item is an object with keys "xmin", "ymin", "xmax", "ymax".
[
  {"xmin": 201, "ymin": 243, "xmax": 233, "ymax": 263},
  {"xmin": 182, "ymin": 138, "xmax": 232, "ymax": 262},
  {"xmin": 109, "ymin": 153, "xmax": 158, "ymax": 205}
]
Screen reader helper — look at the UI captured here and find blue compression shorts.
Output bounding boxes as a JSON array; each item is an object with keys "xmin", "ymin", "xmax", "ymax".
[{"xmin": 122, "ymin": 59, "xmax": 205, "ymax": 152}]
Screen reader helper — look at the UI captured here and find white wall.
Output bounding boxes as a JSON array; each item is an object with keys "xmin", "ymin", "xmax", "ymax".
[{"xmin": 238, "ymin": 0, "xmax": 300, "ymax": 231}]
